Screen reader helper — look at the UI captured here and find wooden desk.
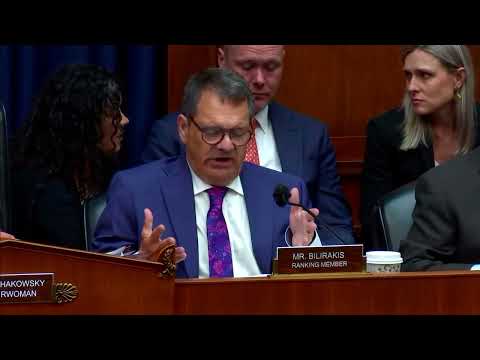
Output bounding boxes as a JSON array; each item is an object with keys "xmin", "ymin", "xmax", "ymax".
[
  {"xmin": 175, "ymin": 271, "xmax": 480, "ymax": 315},
  {"xmin": 2, "ymin": 240, "xmax": 479, "ymax": 315},
  {"xmin": 0, "ymin": 240, "xmax": 174, "ymax": 315}
]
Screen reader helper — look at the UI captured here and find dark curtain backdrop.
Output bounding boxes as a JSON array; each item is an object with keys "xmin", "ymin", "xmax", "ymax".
[{"xmin": 0, "ymin": 45, "xmax": 167, "ymax": 166}]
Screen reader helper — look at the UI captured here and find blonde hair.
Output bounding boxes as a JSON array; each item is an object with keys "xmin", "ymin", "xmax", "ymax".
[{"xmin": 400, "ymin": 45, "xmax": 476, "ymax": 154}]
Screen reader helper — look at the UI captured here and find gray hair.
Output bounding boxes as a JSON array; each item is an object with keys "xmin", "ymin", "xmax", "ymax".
[
  {"xmin": 400, "ymin": 45, "xmax": 476, "ymax": 154},
  {"xmin": 180, "ymin": 67, "xmax": 255, "ymax": 119}
]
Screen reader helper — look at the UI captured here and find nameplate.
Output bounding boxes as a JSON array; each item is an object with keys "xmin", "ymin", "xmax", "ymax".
[
  {"xmin": 275, "ymin": 245, "xmax": 364, "ymax": 274},
  {"xmin": 0, "ymin": 273, "xmax": 55, "ymax": 304}
]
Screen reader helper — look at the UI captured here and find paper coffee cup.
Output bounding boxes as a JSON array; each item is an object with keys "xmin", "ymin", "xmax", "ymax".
[{"xmin": 366, "ymin": 251, "xmax": 403, "ymax": 273}]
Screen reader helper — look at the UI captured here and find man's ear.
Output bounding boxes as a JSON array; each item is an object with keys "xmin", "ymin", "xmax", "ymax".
[
  {"xmin": 218, "ymin": 46, "xmax": 226, "ymax": 68},
  {"xmin": 177, "ymin": 114, "xmax": 189, "ymax": 144}
]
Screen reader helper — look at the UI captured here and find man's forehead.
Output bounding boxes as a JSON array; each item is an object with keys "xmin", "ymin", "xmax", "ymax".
[
  {"xmin": 196, "ymin": 93, "xmax": 249, "ymax": 121},
  {"xmin": 227, "ymin": 45, "xmax": 284, "ymax": 59},
  {"xmin": 197, "ymin": 103, "xmax": 250, "ymax": 119}
]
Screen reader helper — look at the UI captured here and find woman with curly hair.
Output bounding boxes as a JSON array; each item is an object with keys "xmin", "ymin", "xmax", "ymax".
[{"xmin": 13, "ymin": 64, "xmax": 129, "ymax": 249}]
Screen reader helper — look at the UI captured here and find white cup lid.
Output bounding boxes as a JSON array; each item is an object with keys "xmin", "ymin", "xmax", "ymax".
[{"xmin": 366, "ymin": 251, "xmax": 403, "ymax": 264}]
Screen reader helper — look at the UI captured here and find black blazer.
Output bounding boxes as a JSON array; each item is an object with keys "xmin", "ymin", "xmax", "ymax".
[
  {"xmin": 401, "ymin": 146, "xmax": 480, "ymax": 271},
  {"xmin": 360, "ymin": 106, "xmax": 480, "ymax": 250},
  {"xmin": 12, "ymin": 166, "xmax": 86, "ymax": 250}
]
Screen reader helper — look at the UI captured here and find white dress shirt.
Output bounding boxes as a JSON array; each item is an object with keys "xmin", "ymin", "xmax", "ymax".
[
  {"xmin": 189, "ymin": 166, "xmax": 262, "ymax": 278},
  {"xmin": 255, "ymin": 105, "xmax": 282, "ymax": 172}
]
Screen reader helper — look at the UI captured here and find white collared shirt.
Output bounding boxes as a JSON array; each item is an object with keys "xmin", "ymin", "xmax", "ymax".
[
  {"xmin": 255, "ymin": 105, "xmax": 282, "ymax": 172},
  {"xmin": 189, "ymin": 166, "xmax": 262, "ymax": 278}
]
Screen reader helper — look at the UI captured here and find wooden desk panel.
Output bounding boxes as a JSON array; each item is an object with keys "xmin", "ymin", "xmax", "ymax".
[
  {"xmin": 175, "ymin": 271, "xmax": 480, "ymax": 315},
  {"xmin": 3, "ymin": 240, "xmax": 479, "ymax": 315},
  {"xmin": 0, "ymin": 240, "xmax": 174, "ymax": 315}
]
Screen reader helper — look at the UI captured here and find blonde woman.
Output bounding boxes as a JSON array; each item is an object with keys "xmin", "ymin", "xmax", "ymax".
[{"xmin": 360, "ymin": 45, "xmax": 480, "ymax": 250}]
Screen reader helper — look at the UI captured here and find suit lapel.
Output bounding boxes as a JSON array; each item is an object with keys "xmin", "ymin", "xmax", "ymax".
[
  {"xmin": 269, "ymin": 102, "xmax": 302, "ymax": 176},
  {"xmin": 240, "ymin": 164, "xmax": 274, "ymax": 274},
  {"xmin": 161, "ymin": 156, "xmax": 199, "ymax": 278}
]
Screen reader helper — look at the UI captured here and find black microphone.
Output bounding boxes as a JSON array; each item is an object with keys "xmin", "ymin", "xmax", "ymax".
[
  {"xmin": 273, "ymin": 184, "xmax": 345, "ymax": 245},
  {"xmin": 273, "ymin": 184, "xmax": 318, "ymax": 219}
]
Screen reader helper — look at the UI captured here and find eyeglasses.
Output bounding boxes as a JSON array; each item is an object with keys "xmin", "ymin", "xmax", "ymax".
[{"xmin": 188, "ymin": 115, "xmax": 253, "ymax": 146}]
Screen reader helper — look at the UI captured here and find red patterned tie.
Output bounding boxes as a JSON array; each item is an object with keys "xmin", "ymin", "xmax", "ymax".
[{"xmin": 244, "ymin": 119, "xmax": 259, "ymax": 165}]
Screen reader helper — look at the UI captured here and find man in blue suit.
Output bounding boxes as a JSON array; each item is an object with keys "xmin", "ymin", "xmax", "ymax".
[
  {"xmin": 93, "ymin": 68, "xmax": 321, "ymax": 278},
  {"xmin": 141, "ymin": 45, "xmax": 354, "ymax": 245}
]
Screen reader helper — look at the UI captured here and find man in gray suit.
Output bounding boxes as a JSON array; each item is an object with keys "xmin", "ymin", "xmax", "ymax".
[{"xmin": 401, "ymin": 146, "xmax": 480, "ymax": 271}]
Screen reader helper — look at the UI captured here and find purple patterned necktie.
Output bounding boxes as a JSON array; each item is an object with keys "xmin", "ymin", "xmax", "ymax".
[{"xmin": 206, "ymin": 186, "xmax": 233, "ymax": 277}]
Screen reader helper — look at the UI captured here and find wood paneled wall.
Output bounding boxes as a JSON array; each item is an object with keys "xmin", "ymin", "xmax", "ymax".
[{"xmin": 167, "ymin": 45, "xmax": 480, "ymax": 231}]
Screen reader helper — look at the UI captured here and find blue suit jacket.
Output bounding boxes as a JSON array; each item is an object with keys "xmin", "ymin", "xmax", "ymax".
[
  {"xmin": 140, "ymin": 101, "xmax": 354, "ymax": 245},
  {"xmin": 92, "ymin": 155, "xmax": 312, "ymax": 278}
]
